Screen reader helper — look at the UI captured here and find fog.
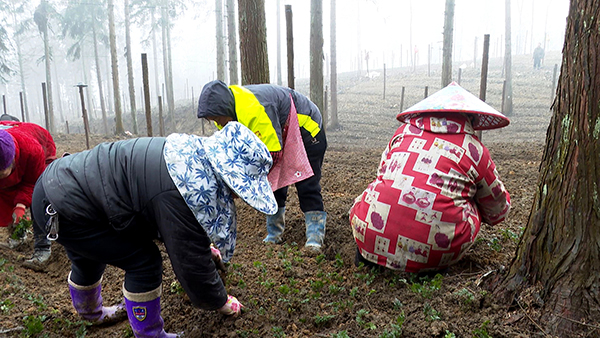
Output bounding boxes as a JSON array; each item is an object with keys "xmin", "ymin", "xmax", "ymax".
[{"xmin": 0, "ymin": 0, "xmax": 569, "ymax": 129}]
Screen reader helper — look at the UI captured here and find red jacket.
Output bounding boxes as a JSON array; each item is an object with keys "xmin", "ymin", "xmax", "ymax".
[
  {"xmin": 350, "ymin": 113, "xmax": 510, "ymax": 272},
  {"xmin": 0, "ymin": 122, "xmax": 56, "ymax": 209}
]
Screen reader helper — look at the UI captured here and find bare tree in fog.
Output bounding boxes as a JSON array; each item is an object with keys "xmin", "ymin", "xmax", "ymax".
[
  {"xmin": 61, "ymin": 0, "xmax": 109, "ymax": 133},
  {"xmin": 310, "ymin": 0, "xmax": 324, "ymax": 117},
  {"xmin": 226, "ymin": 0, "xmax": 238, "ymax": 84},
  {"xmin": 34, "ymin": 0, "xmax": 56, "ymax": 133},
  {"xmin": 503, "ymin": 0, "xmax": 513, "ymax": 116},
  {"xmin": 441, "ymin": 0, "xmax": 454, "ymax": 87},
  {"xmin": 107, "ymin": 0, "xmax": 124, "ymax": 134},
  {"xmin": 130, "ymin": 0, "xmax": 162, "ymax": 103},
  {"xmin": 215, "ymin": 0, "xmax": 225, "ymax": 81},
  {"xmin": 6, "ymin": 0, "xmax": 32, "ymax": 121},
  {"xmin": 124, "ymin": 0, "xmax": 138, "ymax": 134},
  {"xmin": 328, "ymin": 0, "xmax": 339, "ymax": 130},
  {"xmin": 238, "ymin": 0, "xmax": 269, "ymax": 84},
  {"xmin": 495, "ymin": 1, "xmax": 600, "ymax": 335}
]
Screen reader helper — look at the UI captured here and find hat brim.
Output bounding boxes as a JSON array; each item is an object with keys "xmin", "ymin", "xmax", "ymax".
[
  {"xmin": 396, "ymin": 82, "xmax": 510, "ymax": 130},
  {"xmin": 202, "ymin": 123, "xmax": 278, "ymax": 215}
]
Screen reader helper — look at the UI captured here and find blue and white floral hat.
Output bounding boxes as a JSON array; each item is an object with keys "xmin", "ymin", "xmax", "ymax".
[{"xmin": 202, "ymin": 122, "xmax": 278, "ymax": 215}]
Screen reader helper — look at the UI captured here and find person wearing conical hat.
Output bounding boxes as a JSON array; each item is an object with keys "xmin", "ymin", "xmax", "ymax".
[
  {"xmin": 349, "ymin": 82, "xmax": 511, "ymax": 273},
  {"xmin": 30, "ymin": 122, "xmax": 277, "ymax": 336}
]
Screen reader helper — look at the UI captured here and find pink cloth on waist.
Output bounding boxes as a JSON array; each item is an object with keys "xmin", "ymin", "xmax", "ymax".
[{"xmin": 267, "ymin": 96, "xmax": 314, "ymax": 191}]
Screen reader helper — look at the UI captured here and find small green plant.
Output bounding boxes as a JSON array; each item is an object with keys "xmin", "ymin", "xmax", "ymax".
[
  {"xmin": 444, "ymin": 330, "xmax": 457, "ymax": 338},
  {"xmin": 169, "ymin": 281, "xmax": 185, "ymax": 294},
  {"xmin": 314, "ymin": 313, "xmax": 336, "ymax": 327},
  {"xmin": 278, "ymin": 284, "xmax": 291, "ymax": 295},
  {"xmin": 499, "ymin": 227, "xmax": 520, "ymax": 243},
  {"xmin": 334, "ymin": 253, "xmax": 344, "ymax": 268},
  {"xmin": 408, "ymin": 274, "xmax": 443, "ymax": 299},
  {"xmin": 237, "ymin": 328, "xmax": 259, "ymax": 338},
  {"xmin": 454, "ymin": 288, "xmax": 475, "ymax": 305},
  {"xmin": 392, "ymin": 298, "xmax": 403, "ymax": 310},
  {"xmin": 11, "ymin": 218, "xmax": 31, "ymax": 240},
  {"xmin": 349, "ymin": 286, "xmax": 359, "ymax": 297},
  {"xmin": 328, "ymin": 284, "xmax": 345, "ymax": 295},
  {"xmin": 282, "ymin": 259, "xmax": 292, "ymax": 271},
  {"xmin": 315, "ymin": 253, "xmax": 326, "ymax": 264},
  {"xmin": 423, "ymin": 303, "xmax": 441, "ymax": 321},
  {"xmin": 379, "ymin": 313, "xmax": 405, "ymax": 338},
  {"xmin": 472, "ymin": 320, "xmax": 491, "ymax": 338},
  {"xmin": 0, "ymin": 299, "xmax": 14, "ymax": 314},
  {"xmin": 356, "ymin": 309, "xmax": 376, "ymax": 330},
  {"xmin": 331, "ymin": 331, "xmax": 350, "ymax": 338},
  {"xmin": 22, "ymin": 315, "xmax": 46, "ymax": 337},
  {"xmin": 271, "ymin": 326, "xmax": 286, "ymax": 338},
  {"xmin": 310, "ymin": 279, "xmax": 325, "ymax": 292},
  {"xmin": 488, "ymin": 236, "xmax": 502, "ymax": 251}
]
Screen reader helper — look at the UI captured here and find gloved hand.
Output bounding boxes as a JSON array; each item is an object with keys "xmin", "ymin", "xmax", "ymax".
[
  {"xmin": 12, "ymin": 205, "xmax": 26, "ymax": 224},
  {"xmin": 210, "ymin": 244, "xmax": 227, "ymax": 272},
  {"xmin": 217, "ymin": 295, "xmax": 243, "ymax": 316}
]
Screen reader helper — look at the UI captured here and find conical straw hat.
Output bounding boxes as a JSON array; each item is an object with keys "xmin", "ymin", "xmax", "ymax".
[{"xmin": 396, "ymin": 82, "xmax": 510, "ymax": 130}]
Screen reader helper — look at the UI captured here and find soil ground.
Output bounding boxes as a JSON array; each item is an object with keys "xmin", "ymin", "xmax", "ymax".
[{"xmin": 0, "ymin": 52, "xmax": 564, "ymax": 337}]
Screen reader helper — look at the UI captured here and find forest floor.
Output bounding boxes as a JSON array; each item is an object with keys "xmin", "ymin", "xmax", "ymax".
[{"xmin": 0, "ymin": 52, "xmax": 570, "ymax": 338}]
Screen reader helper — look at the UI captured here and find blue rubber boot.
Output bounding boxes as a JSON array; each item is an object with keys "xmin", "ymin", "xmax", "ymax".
[
  {"xmin": 263, "ymin": 207, "xmax": 286, "ymax": 244},
  {"xmin": 305, "ymin": 211, "xmax": 327, "ymax": 252}
]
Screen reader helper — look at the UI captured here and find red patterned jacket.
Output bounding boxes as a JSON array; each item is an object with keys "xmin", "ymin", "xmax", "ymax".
[{"xmin": 350, "ymin": 113, "xmax": 510, "ymax": 272}]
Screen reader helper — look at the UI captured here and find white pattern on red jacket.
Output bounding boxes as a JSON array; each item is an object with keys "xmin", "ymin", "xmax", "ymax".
[{"xmin": 349, "ymin": 112, "xmax": 511, "ymax": 273}]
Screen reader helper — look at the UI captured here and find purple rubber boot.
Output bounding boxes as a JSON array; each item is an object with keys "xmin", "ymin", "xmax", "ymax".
[
  {"xmin": 68, "ymin": 274, "xmax": 127, "ymax": 325},
  {"xmin": 124, "ymin": 285, "xmax": 178, "ymax": 338}
]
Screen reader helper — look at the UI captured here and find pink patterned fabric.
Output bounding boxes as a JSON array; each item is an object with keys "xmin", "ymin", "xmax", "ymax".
[
  {"xmin": 267, "ymin": 97, "xmax": 314, "ymax": 191},
  {"xmin": 349, "ymin": 113, "xmax": 510, "ymax": 273},
  {"xmin": 397, "ymin": 82, "xmax": 510, "ymax": 130}
]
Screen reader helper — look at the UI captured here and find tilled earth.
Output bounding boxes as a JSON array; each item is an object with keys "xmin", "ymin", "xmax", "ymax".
[{"xmin": 0, "ymin": 52, "xmax": 558, "ymax": 337}]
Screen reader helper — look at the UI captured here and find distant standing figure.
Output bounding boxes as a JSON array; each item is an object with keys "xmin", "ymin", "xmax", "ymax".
[
  {"xmin": 0, "ymin": 113, "xmax": 20, "ymax": 122},
  {"xmin": 533, "ymin": 43, "xmax": 545, "ymax": 69}
]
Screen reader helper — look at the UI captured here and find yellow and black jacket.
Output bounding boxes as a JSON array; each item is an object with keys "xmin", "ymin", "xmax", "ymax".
[{"xmin": 197, "ymin": 80, "xmax": 322, "ymax": 152}]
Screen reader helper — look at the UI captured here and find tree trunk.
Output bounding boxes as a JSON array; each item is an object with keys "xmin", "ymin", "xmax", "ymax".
[
  {"xmin": 494, "ymin": 1, "xmax": 600, "ymax": 336},
  {"xmin": 152, "ymin": 10, "xmax": 161, "ymax": 103},
  {"xmin": 329, "ymin": 0, "xmax": 339, "ymax": 130},
  {"xmin": 92, "ymin": 21, "xmax": 108, "ymax": 133},
  {"xmin": 441, "ymin": 0, "xmax": 454, "ymax": 87},
  {"xmin": 503, "ymin": 0, "xmax": 513, "ymax": 116},
  {"xmin": 12, "ymin": 11, "xmax": 29, "ymax": 122},
  {"xmin": 108, "ymin": 0, "xmax": 123, "ymax": 134},
  {"xmin": 238, "ymin": 0, "xmax": 269, "ymax": 85},
  {"xmin": 161, "ymin": 4, "xmax": 172, "ymax": 118},
  {"xmin": 42, "ymin": 21, "xmax": 55, "ymax": 133},
  {"xmin": 226, "ymin": 0, "xmax": 238, "ymax": 84},
  {"xmin": 215, "ymin": 0, "xmax": 226, "ymax": 81},
  {"xmin": 310, "ymin": 0, "xmax": 324, "ymax": 117},
  {"xmin": 285, "ymin": 5, "xmax": 294, "ymax": 89},
  {"xmin": 124, "ymin": 0, "xmax": 138, "ymax": 134},
  {"xmin": 276, "ymin": 0, "xmax": 282, "ymax": 86},
  {"xmin": 165, "ymin": 4, "xmax": 175, "ymax": 120}
]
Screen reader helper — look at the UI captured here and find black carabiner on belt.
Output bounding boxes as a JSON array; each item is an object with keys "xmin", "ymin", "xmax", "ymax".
[{"xmin": 45, "ymin": 204, "xmax": 59, "ymax": 241}]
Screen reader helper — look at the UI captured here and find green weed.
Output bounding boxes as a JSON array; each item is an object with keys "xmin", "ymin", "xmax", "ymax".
[
  {"xmin": 331, "ymin": 331, "xmax": 350, "ymax": 338},
  {"xmin": 169, "ymin": 281, "xmax": 185, "ymax": 295},
  {"xmin": 472, "ymin": 320, "xmax": 491, "ymax": 338},
  {"xmin": 22, "ymin": 315, "xmax": 46, "ymax": 337},
  {"xmin": 314, "ymin": 313, "xmax": 336, "ymax": 327},
  {"xmin": 423, "ymin": 303, "xmax": 441, "ymax": 321},
  {"xmin": 11, "ymin": 218, "xmax": 31, "ymax": 240}
]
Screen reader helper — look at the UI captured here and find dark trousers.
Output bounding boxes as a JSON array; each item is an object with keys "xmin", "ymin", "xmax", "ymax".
[
  {"xmin": 274, "ymin": 128, "xmax": 327, "ymax": 212},
  {"xmin": 31, "ymin": 182, "xmax": 189, "ymax": 294}
]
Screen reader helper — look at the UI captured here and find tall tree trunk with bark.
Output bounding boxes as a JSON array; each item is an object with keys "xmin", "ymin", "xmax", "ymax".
[
  {"xmin": 494, "ymin": 1, "xmax": 600, "ymax": 336},
  {"xmin": 152, "ymin": 10, "xmax": 161, "ymax": 102},
  {"xmin": 441, "ymin": 0, "xmax": 454, "ymax": 87},
  {"xmin": 108, "ymin": 0, "xmax": 124, "ymax": 134},
  {"xmin": 276, "ymin": 0, "xmax": 282, "ymax": 86},
  {"xmin": 226, "ymin": 0, "xmax": 238, "ymax": 84},
  {"xmin": 310, "ymin": 0, "xmax": 324, "ymax": 116},
  {"xmin": 215, "ymin": 0, "xmax": 225, "ymax": 81},
  {"xmin": 92, "ymin": 21, "xmax": 108, "ymax": 133},
  {"xmin": 36, "ymin": 0, "xmax": 55, "ymax": 133},
  {"xmin": 503, "ymin": 0, "xmax": 513, "ymax": 116},
  {"xmin": 124, "ymin": 0, "xmax": 138, "ymax": 134},
  {"xmin": 329, "ymin": 0, "xmax": 339, "ymax": 129},
  {"xmin": 238, "ymin": 0, "xmax": 269, "ymax": 85}
]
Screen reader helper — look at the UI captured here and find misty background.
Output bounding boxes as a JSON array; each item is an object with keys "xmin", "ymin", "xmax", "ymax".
[{"xmin": 0, "ymin": 0, "xmax": 569, "ymax": 132}]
